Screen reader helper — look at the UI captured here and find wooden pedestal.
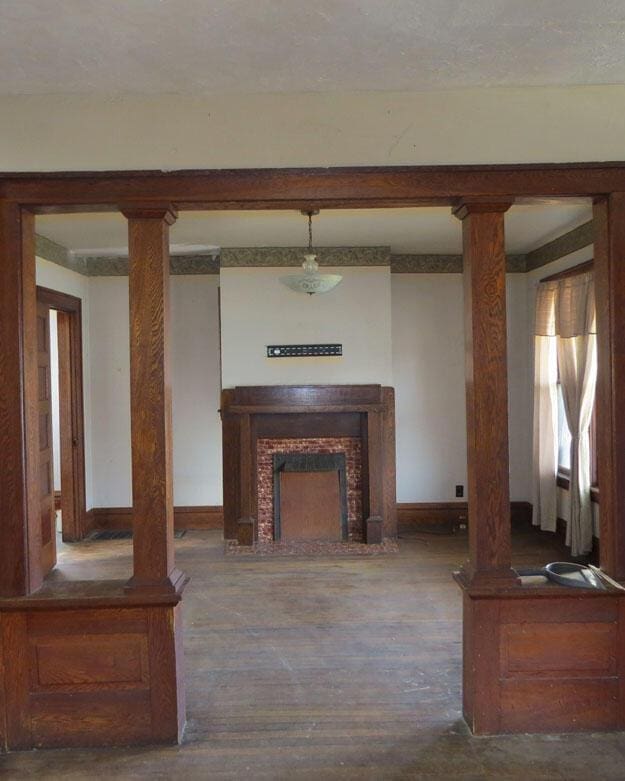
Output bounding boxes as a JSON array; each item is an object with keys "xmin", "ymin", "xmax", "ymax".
[
  {"xmin": 457, "ymin": 575, "xmax": 625, "ymax": 735},
  {"xmin": 0, "ymin": 583, "xmax": 186, "ymax": 750}
]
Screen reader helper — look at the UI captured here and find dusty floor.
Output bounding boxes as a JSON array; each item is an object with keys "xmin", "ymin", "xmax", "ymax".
[{"xmin": 2, "ymin": 527, "xmax": 625, "ymax": 780}]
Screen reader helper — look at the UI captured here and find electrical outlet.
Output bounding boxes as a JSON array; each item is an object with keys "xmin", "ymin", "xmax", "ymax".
[{"xmin": 455, "ymin": 484, "xmax": 464, "ymax": 498}]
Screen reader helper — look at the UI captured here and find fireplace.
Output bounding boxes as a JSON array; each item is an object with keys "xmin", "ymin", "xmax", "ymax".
[
  {"xmin": 273, "ymin": 452, "xmax": 348, "ymax": 542},
  {"xmin": 258, "ymin": 445, "xmax": 358, "ymax": 542},
  {"xmin": 220, "ymin": 385, "xmax": 396, "ymax": 545}
]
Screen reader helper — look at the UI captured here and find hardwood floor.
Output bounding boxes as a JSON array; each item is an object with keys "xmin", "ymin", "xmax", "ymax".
[{"xmin": 2, "ymin": 527, "xmax": 625, "ymax": 780}]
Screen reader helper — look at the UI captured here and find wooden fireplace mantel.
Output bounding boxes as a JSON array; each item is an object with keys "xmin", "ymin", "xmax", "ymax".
[{"xmin": 220, "ymin": 384, "xmax": 396, "ymax": 545}]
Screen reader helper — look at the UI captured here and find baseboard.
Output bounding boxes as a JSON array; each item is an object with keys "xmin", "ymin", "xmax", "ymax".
[
  {"xmin": 85, "ymin": 501, "xmax": 533, "ymax": 536},
  {"xmin": 89, "ymin": 506, "xmax": 223, "ymax": 532},
  {"xmin": 397, "ymin": 501, "xmax": 533, "ymax": 532}
]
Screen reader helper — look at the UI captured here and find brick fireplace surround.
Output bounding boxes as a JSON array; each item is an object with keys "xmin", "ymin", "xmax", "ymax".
[
  {"xmin": 220, "ymin": 385, "xmax": 397, "ymax": 545},
  {"xmin": 257, "ymin": 437, "xmax": 363, "ymax": 542}
]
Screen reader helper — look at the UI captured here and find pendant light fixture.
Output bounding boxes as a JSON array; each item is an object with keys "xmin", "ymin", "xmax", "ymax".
[{"xmin": 279, "ymin": 210, "xmax": 342, "ymax": 295}]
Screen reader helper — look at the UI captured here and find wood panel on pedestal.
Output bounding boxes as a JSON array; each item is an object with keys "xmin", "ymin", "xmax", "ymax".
[{"xmin": 594, "ymin": 193, "xmax": 625, "ymax": 583}]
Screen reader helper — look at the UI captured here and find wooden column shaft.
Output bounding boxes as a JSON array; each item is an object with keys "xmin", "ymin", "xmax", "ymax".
[
  {"xmin": 594, "ymin": 193, "xmax": 625, "ymax": 581},
  {"xmin": 0, "ymin": 202, "xmax": 42, "ymax": 596},
  {"xmin": 454, "ymin": 201, "xmax": 516, "ymax": 585},
  {"xmin": 124, "ymin": 206, "xmax": 184, "ymax": 592},
  {"xmin": 237, "ymin": 414, "xmax": 255, "ymax": 545}
]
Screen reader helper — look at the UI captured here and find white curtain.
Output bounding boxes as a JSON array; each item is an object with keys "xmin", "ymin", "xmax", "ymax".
[
  {"xmin": 555, "ymin": 274, "xmax": 597, "ymax": 556},
  {"xmin": 532, "ymin": 272, "xmax": 597, "ymax": 556},
  {"xmin": 531, "ymin": 283, "xmax": 558, "ymax": 532}
]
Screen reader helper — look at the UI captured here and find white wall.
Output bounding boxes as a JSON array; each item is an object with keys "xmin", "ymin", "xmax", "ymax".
[
  {"xmin": 88, "ymin": 277, "xmax": 131, "ymax": 507},
  {"xmin": 2, "ymin": 86, "xmax": 625, "ymax": 171},
  {"xmin": 35, "ymin": 257, "xmax": 93, "ymax": 507},
  {"xmin": 392, "ymin": 273, "xmax": 531, "ymax": 504},
  {"xmin": 392, "ymin": 275, "xmax": 466, "ymax": 503},
  {"xmin": 220, "ymin": 267, "xmax": 392, "ymax": 387},
  {"xmin": 171, "ymin": 277, "xmax": 222, "ymax": 505},
  {"xmin": 49, "ymin": 310, "xmax": 61, "ymax": 491},
  {"xmin": 88, "ymin": 275, "xmax": 222, "ymax": 507},
  {"xmin": 38, "ymin": 261, "xmax": 535, "ymax": 510}
]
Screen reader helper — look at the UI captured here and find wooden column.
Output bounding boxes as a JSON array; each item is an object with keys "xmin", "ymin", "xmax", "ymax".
[
  {"xmin": 453, "ymin": 201, "xmax": 517, "ymax": 586},
  {"xmin": 0, "ymin": 201, "xmax": 42, "ymax": 596},
  {"xmin": 365, "ymin": 410, "xmax": 384, "ymax": 544},
  {"xmin": 237, "ymin": 414, "xmax": 255, "ymax": 545},
  {"xmin": 594, "ymin": 193, "xmax": 625, "ymax": 581},
  {"xmin": 124, "ymin": 206, "xmax": 184, "ymax": 592}
]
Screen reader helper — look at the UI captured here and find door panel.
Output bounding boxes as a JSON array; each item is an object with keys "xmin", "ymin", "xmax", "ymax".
[{"xmin": 37, "ymin": 301, "xmax": 56, "ymax": 575}]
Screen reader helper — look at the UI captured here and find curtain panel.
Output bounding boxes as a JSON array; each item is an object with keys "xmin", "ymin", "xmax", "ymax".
[{"xmin": 531, "ymin": 272, "xmax": 596, "ymax": 556}]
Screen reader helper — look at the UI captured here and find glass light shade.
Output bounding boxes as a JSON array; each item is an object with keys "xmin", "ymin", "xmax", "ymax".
[{"xmin": 279, "ymin": 254, "xmax": 343, "ymax": 296}]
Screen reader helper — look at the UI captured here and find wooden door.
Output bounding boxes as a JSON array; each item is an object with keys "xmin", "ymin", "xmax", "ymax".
[{"xmin": 37, "ymin": 301, "xmax": 56, "ymax": 574}]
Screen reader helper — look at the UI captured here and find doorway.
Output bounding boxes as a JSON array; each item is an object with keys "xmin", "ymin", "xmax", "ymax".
[{"xmin": 36, "ymin": 286, "xmax": 87, "ymax": 561}]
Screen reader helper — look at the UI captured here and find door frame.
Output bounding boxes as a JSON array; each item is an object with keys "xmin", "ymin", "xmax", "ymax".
[{"xmin": 36, "ymin": 286, "xmax": 87, "ymax": 542}]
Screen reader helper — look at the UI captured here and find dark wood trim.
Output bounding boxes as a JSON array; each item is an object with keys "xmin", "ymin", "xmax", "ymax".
[
  {"xmin": 556, "ymin": 471, "xmax": 600, "ymax": 503},
  {"xmin": 126, "ymin": 209, "xmax": 181, "ymax": 593},
  {"xmin": 594, "ymin": 193, "xmax": 625, "ymax": 580},
  {"xmin": 90, "ymin": 506, "xmax": 223, "ymax": 532},
  {"xmin": 458, "ymin": 587, "xmax": 625, "ymax": 735},
  {"xmin": 0, "ymin": 203, "xmax": 41, "ymax": 597},
  {"xmin": 92, "ymin": 502, "xmax": 539, "ymax": 535},
  {"xmin": 540, "ymin": 259, "xmax": 594, "ymax": 283},
  {"xmin": 455, "ymin": 202, "xmax": 516, "ymax": 586},
  {"xmin": 36, "ymin": 286, "xmax": 82, "ymax": 313},
  {"xmin": 221, "ymin": 385, "xmax": 396, "ymax": 545},
  {"xmin": 4, "ymin": 163, "xmax": 625, "ymax": 213},
  {"xmin": 54, "ymin": 491, "xmax": 62, "ymax": 511},
  {"xmin": 2, "ymin": 161, "xmax": 625, "ymax": 746},
  {"xmin": 398, "ymin": 501, "xmax": 532, "ymax": 532},
  {"xmin": 36, "ymin": 286, "xmax": 87, "ymax": 543}
]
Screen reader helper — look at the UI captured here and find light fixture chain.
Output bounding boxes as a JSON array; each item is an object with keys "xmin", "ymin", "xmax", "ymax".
[{"xmin": 308, "ymin": 212, "xmax": 313, "ymax": 252}]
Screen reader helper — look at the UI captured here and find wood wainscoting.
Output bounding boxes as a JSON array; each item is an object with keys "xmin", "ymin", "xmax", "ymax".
[
  {"xmin": 458, "ymin": 578, "xmax": 625, "ymax": 734},
  {"xmin": 0, "ymin": 585, "xmax": 185, "ymax": 750}
]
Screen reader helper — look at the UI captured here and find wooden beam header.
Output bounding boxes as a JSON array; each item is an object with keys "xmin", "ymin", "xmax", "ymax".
[{"xmin": 0, "ymin": 162, "xmax": 621, "ymax": 213}]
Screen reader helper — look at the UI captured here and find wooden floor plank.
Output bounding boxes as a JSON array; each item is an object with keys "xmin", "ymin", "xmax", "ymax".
[{"xmin": 2, "ymin": 527, "xmax": 624, "ymax": 779}]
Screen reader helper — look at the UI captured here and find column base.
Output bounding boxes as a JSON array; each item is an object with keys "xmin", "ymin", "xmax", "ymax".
[
  {"xmin": 237, "ymin": 517, "xmax": 255, "ymax": 546},
  {"xmin": 365, "ymin": 516, "xmax": 383, "ymax": 544},
  {"xmin": 125, "ymin": 567, "xmax": 189, "ymax": 595}
]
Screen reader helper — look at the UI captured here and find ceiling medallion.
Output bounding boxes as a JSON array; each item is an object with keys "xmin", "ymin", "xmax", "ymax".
[{"xmin": 279, "ymin": 210, "xmax": 342, "ymax": 295}]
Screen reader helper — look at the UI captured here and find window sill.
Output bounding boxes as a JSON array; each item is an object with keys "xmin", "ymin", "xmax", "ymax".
[{"xmin": 557, "ymin": 471, "xmax": 599, "ymax": 503}]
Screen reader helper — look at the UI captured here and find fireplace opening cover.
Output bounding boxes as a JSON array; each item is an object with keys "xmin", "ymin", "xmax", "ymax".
[{"xmin": 272, "ymin": 452, "xmax": 348, "ymax": 541}]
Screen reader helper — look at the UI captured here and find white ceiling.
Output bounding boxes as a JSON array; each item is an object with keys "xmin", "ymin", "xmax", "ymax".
[
  {"xmin": 37, "ymin": 203, "xmax": 592, "ymax": 256},
  {"xmin": 2, "ymin": 1, "xmax": 625, "ymax": 95}
]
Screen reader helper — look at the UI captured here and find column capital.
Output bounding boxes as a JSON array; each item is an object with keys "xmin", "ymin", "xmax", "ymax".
[
  {"xmin": 121, "ymin": 204, "xmax": 178, "ymax": 224},
  {"xmin": 452, "ymin": 198, "xmax": 513, "ymax": 221}
]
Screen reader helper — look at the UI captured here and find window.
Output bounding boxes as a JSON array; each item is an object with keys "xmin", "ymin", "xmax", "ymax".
[{"xmin": 557, "ymin": 380, "xmax": 572, "ymax": 474}]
